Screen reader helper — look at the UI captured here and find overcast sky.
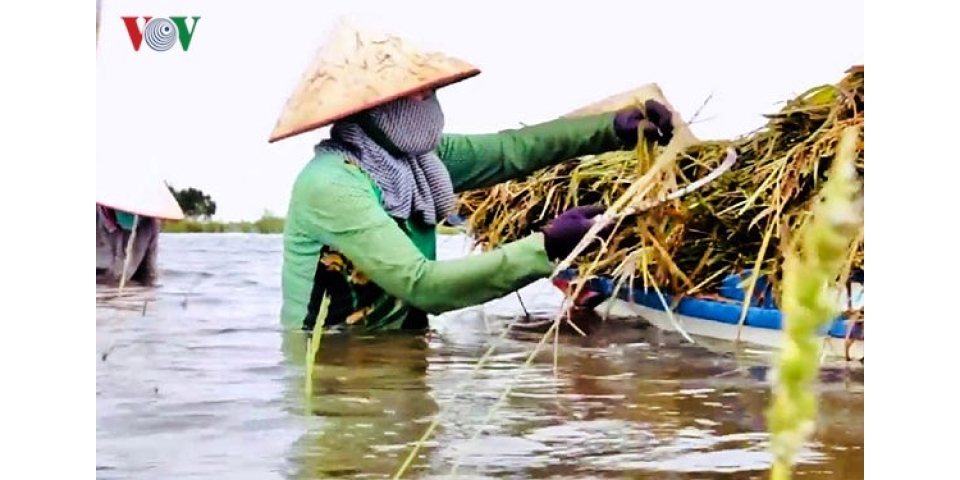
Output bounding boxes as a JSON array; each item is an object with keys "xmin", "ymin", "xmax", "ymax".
[{"xmin": 96, "ymin": 0, "xmax": 864, "ymax": 221}]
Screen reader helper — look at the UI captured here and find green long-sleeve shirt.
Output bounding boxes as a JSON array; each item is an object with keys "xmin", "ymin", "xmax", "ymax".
[{"xmin": 280, "ymin": 112, "xmax": 624, "ymax": 332}]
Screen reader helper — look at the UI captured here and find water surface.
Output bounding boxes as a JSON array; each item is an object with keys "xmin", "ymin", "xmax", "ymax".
[{"xmin": 96, "ymin": 233, "xmax": 863, "ymax": 479}]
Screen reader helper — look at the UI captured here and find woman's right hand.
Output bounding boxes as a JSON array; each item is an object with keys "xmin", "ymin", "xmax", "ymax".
[{"xmin": 541, "ymin": 205, "xmax": 614, "ymax": 261}]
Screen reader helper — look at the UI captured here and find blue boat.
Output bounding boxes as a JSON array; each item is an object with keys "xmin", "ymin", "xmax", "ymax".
[{"xmin": 551, "ymin": 267, "xmax": 864, "ymax": 363}]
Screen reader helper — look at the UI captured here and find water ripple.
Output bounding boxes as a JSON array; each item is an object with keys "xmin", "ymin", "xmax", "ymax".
[{"xmin": 97, "ymin": 234, "xmax": 863, "ymax": 480}]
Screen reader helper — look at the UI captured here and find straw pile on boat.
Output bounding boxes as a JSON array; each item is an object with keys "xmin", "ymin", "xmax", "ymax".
[{"xmin": 456, "ymin": 66, "xmax": 864, "ymax": 303}]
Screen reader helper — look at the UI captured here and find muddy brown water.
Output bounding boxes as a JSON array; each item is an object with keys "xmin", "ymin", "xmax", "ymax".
[{"xmin": 96, "ymin": 233, "xmax": 863, "ymax": 479}]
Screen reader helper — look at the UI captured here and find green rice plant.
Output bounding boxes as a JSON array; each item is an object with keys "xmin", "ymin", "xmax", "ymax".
[
  {"xmin": 304, "ymin": 293, "xmax": 331, "ymax": 402},
  {"xmin": 766, "ymin": 124, "xmax": 863, "ymax": 480}
]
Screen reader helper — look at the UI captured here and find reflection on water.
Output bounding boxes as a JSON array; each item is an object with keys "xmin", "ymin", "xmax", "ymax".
[{"xmin": 97, "ymin": 233, "xmax": 863, "ymax": 479}]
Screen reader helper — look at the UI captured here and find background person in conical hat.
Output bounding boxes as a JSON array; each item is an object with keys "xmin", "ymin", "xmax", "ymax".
[
  {"xmin": 273, "ymin": 21, "xmax": 675, "ymax": 333},
  {"xmin": 96, "ymin": 205, "xmax": 161, "ymax": 287}
]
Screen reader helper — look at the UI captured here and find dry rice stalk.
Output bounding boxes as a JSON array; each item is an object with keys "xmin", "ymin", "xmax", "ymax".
[{"xmin": 457, "ymin": 66, "xmax": 864, "ymax": 315}]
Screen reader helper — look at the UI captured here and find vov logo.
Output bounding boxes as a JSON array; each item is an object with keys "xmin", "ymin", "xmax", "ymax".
[{"xmin": 121, "ymin": 16, "xmax": 201, "ymax": 52}]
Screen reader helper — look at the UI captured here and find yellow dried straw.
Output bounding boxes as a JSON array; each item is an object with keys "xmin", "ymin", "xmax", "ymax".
[{"xmin": 456, "ymin": 70, "xmax": 864, "ymax": 311}]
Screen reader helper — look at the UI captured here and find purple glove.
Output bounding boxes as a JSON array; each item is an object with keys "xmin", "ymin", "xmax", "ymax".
[
  {"xmin": 542, "ymin": 205, "xmax": 614, "ymax": 261},
  {"xmin": 613, "ymin": 99, "xmax": 676, "ymax": 148}
]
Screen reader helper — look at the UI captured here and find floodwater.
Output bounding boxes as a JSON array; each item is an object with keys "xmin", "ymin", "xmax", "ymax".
[{"xmin": 96, "ymin": 233, "xmax": 864, "ymax": 479}]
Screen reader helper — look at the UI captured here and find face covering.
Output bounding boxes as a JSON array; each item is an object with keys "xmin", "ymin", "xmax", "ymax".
[{"xmin": 315, "ymin": 94, "xmax": 456, "ymax": 226}]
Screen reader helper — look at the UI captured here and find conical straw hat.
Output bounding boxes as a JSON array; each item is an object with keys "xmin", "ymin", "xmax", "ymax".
[
  {"xmin": 268, "ymin": 19, "xmax": 481, "ymax": 143},
  {"xmin": 97, "ymin": 165, "xmax": 185, "ymax": 221}
]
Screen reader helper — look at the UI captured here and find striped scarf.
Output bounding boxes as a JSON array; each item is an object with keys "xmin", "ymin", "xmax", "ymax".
[{"xmin": 314, "ymin": 95, "xmax": 456, "ymax": 225}]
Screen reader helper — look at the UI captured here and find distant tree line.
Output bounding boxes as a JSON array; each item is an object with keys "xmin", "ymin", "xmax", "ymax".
[
  {"xmin": 162, "ymin": 210, "xmax": 286, "ymax": 234},
  {"xmin": 160, "ymin": 184, "xmax": 285, "ymax": 234}
]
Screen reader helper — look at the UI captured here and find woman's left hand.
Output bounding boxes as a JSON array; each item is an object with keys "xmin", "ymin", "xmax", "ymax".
[{"xmin": 613, "ymin": 99, "xmax": 676, "ymax": 148}]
